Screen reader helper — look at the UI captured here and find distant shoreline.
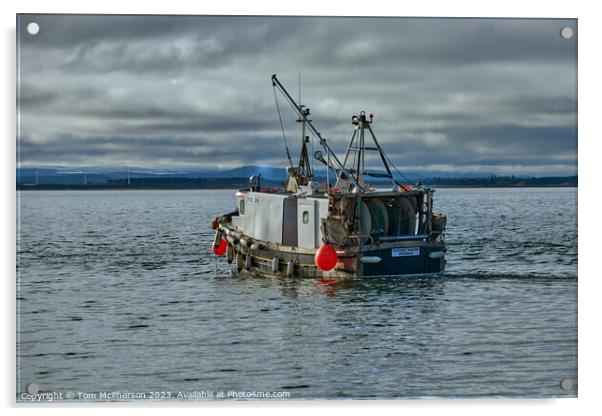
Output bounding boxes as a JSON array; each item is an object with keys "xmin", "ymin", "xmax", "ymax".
[
  {"xmin": 16, "ymin": 174, "xmax": 577, "ymax": 190},
  {"xmin": 16, "ymin": 184, "xmax": 577, "ymax": 191}
]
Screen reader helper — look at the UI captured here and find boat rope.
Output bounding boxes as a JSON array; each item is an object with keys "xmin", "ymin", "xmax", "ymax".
[
  {"xmin": 272, "ymin": 85, "xmax": 294, "ymax": 168},
  {"xmin": 382, "ymin": 151, "xmax": 413, "ymax": 186}
]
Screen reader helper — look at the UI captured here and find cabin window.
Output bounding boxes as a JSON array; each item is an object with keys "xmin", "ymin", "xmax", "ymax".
[
  {"xmin": 239, "ymin": 199, "xmax": 245, "ymax": 215},
  {"xmin": 302, "ymin": 211, "xmax": 309, "ymax": 224}
]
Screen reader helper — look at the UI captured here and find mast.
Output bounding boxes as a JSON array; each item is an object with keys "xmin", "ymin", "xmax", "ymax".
[
  {"xmin": 339, "ymin": 111, "xmax": 397, "ymax": 189},
  {"xmin": 271, "ymin": 74, "xmax": 360, "ymax": 190},
  {"xmin": 295, "ymin": 106, "xmax": 313, "ymax": 185}
]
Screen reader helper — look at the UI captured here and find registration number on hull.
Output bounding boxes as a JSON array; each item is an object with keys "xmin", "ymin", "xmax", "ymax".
[{"xmin": 391, "ymin": 247, "xmax": 420, "ymax": 257}]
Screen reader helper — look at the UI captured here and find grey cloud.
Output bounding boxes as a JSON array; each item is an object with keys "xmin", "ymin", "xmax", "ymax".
[
  {"xmin": 18, "ymin": 133, "xmax": 289, "ymax": 168},
  {"xmin": 351, "ymin": 124, "xmax": 576, "ymax": 173},
  {"xmin": 18, "ymin": 14, "xmax": 206, "ymax": 47},
  {"xmin": 17, "ymin": 15, "xmax": 577, "ymax": 176},
  {"xmin": 19, "ymin": 17, "xmax": 575, "ymax": 75}
]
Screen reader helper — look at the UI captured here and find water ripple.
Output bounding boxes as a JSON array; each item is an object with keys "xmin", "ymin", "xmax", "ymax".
[{"xmin": 16, "ymin": 188, "xmax": 577, "ymax": 399}]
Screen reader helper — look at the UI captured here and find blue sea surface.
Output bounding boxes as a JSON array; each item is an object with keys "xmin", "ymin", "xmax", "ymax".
[{"xmin": 16, "ymin": 188, "xmax": 577, "ymax": 400}]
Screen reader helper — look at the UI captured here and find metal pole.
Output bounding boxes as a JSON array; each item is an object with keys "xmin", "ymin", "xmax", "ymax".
[
  {"xmin": 366, "ymin": 123, "xmax": 396, "ymax": 187},
  {"xmin": 358, "ymin": 121, "xmax": 365, "ymax": 187},
  {"xmin": 326, "ymin": 149, "xmax": 330, "ymax": 189},
  {"xmin": 342, "ymin": 129, "xmax": 357, "ymax": 171}
]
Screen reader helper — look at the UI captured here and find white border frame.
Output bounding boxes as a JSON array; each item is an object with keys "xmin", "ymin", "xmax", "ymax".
[{"xmin": 3, "ymin": 1, "xmax": 599, "ymax": 415}]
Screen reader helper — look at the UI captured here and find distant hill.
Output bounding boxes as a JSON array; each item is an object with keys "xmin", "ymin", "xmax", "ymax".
[
  {"xmin": 16, "ymin": 166, "xmax": 287, "ymax": 186},
  {"xmin": 16, "ymin": 165, "xmax": 576, "ymax": 190},
  {"xmin": 424, "ymin": 175, "xmax": 577, "ymax": 187},
  {"xmin": 17, "ymin": 177, "xmax": 282, "ymax": 190},
  {"xmin": 195, "ymin": 166, "xmax": 287, "ymax": 181},
  {"xmin": 17, "ymin": 165, "xmax": 571, "ymax": 185}
]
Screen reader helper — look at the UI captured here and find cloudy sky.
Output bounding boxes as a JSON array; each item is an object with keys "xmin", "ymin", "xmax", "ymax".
[{"xmin": 17, "ymin": 15, "xmax": 577, "ymax": 176}]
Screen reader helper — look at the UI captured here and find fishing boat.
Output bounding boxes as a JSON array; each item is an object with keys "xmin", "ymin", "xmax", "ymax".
[{"xmin": 210, "ymin": 75, "xmax": 447, "ymax": 278}]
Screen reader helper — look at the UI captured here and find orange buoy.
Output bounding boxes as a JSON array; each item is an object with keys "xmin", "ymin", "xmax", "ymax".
[
  {"xmin": 212, "ymin": 239, "xmax": 228, "ymax": 256},
  {"xmin": 315, "ymin": 243, "xmax": 338, "ymax": 271}
]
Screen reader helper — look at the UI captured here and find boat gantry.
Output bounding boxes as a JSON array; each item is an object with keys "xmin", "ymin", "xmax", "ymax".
[{"xmin": 210, "ymin": 74, "xmax": 447, "ymax": 278}]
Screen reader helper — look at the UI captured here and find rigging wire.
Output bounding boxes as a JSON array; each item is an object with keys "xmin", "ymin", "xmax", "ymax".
[
  {"xmin": 382, "ymin": 151, "xmax": 413, "ymax": 186},
  {"xmin": 273, "ymin": 78, "xmax": 412, "ymax": 188},
  {"xmin": 274, "ymin": 83, "xmax": 331, "ymax": 174},
  {"xmin": 272, "ymin": 85, "xmax": 294, "ymax": 168}
]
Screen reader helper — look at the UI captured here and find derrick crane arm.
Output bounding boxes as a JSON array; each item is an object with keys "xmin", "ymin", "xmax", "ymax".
[{"xmin": 271, "ymin": 74, "xmax": 359, "ymax": 189}]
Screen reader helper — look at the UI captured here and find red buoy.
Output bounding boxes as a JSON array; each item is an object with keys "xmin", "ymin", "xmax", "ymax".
[
  {"xmin": 212, "ymin": 239, "xmax": 228, "ymax": 256},
  {"xmin": 315, "ymin": 243, "xmax": 338, "ymax": 271},
  {"xmin": 399, "ymin": 184, "xmax": 413, "ymax": 192}
]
